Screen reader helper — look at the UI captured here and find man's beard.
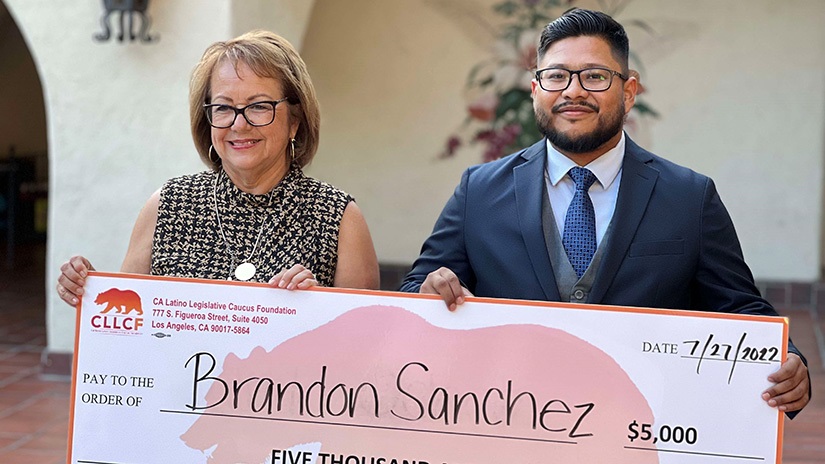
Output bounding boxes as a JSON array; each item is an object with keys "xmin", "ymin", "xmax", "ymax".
[{"xmin": 535, "ymin": 101, "xmax": 625, "ymax": 154}]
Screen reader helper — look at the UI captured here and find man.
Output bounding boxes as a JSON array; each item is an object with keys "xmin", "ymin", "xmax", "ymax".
[{"xmin": 400, "ymin": 8, "xmax": 810, "ymax": 414}]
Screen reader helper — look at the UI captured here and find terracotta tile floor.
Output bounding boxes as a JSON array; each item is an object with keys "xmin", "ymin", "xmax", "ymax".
[
  {"xmin": 0, "ymin": 243, "xmax": 71, "ymax": 464},
  {"xmin": 0, "ymin": 244, "xmax": 823, "ymax": 463}
]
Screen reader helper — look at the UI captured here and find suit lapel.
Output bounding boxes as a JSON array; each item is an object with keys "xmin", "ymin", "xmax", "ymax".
[
  {"xmin": 589, "ymin": 138, "xmax": 659, "ymax": 303},
  {"xmin": 514, "ymin": 140, "xmax": 561, "ymax": 301}
]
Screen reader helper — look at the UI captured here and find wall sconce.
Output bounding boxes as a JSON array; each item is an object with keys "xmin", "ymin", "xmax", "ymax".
[{"xmin": 94, "ymin": 0, "xmax": 158, "ymax": 43}]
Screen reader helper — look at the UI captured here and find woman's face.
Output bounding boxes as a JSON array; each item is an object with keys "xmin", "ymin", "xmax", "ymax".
[{"xmin": 209, "ymin": 60, "xmax": 298, "ymax": 186}]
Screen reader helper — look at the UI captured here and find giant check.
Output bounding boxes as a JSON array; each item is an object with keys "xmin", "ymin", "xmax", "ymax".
[{"xmin": 69, "ymin": 273, "xmax": 787, "ymax": 464}]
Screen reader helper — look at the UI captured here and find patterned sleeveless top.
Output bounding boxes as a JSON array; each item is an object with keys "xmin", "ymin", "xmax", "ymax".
[{"xmin": 151, "ymin": 167, "xmax": 352, "ymax": 286}]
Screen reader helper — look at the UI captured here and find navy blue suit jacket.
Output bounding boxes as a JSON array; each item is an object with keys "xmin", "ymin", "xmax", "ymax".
[{"xmin": 401, "ymin": 137, "xmax": 805, "ymax": 362}]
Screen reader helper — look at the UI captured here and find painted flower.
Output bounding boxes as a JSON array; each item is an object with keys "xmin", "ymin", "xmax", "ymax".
[
  {"xmin": 491, "ymin": 29, "xmax": 540, "ymax": 92},
  {"xmin": 467, "ymin": 92, "xmax": 500, "ymax": 122}
]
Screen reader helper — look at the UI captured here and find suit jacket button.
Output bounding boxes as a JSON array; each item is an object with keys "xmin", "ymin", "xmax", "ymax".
[{"xmin": 573, "ymin": 289, "xmax": 585, "ymax": 300}]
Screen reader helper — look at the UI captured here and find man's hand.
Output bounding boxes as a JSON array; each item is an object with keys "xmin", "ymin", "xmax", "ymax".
[
  {"xmin": 420, "ymin": 267, "xmax": 473, "ymax": 311},
  {"xmin": 761, "ymin": 353, "xmax": 810, "ymax": 412}
]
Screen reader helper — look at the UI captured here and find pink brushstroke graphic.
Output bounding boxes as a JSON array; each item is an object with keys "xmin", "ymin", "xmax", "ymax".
[{"xmin": 181, "ymin": 305, "xmax": 657, "ymax": 463}]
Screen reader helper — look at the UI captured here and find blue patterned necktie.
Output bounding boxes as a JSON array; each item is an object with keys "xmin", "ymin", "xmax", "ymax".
[{"xmin": 563, "ymin": 167, "xmax": 598, "ymax": 278}]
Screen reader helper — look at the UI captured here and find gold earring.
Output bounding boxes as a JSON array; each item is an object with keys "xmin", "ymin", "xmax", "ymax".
[
  {"xmin": 289, "ymin": 138, "xmax": 296, "ymax": 163},
  {"xmin": 208, "ymin": 145, "xmax": 220, "ymax": 165}
]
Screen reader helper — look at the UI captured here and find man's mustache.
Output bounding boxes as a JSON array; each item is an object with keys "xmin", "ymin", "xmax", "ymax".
[{"xmin": 552, "ymin": 101, "xmax": 599, "ymax": 113}]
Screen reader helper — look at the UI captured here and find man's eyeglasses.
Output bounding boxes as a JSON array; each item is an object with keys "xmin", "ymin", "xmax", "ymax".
[
  {"xmin": 535, "ymin": 67, "xmax": 628, "ymax": 92},
  {"xmin": 203, "ymin": 97, "xmax": 290, "ymax": 128}
]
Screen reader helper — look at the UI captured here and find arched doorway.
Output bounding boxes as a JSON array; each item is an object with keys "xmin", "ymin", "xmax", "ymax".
[
  {"xmin": 0, "ymin": 3, "xmax": 65, "ymax": 460},
  {"xmin": 0, "ymin": 0, "xmax": 49, "ymax": 353}
]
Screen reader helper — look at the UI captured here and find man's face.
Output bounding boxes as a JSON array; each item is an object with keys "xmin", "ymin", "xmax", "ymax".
[{"xmin": 531, "ymin": 35, "xmax": 637, "ymax": 159}]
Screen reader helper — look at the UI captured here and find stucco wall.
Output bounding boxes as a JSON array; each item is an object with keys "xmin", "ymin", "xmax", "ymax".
[
  {"xmin": 622, "ymin": 0, "xmax": 825, "ymax": 281},
  {"xmin": 302, "ymin": 0, "xmax": 492, "ymax": 265},
  {"xmin": 230, "ymin": 0, "xmax": 316, "ymax": 49}
]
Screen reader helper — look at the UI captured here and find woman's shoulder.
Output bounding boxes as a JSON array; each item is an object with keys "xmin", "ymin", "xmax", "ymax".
[
  {"xmin": 162, "ymin": 170, "xmax": 214, "ymax": 191},
  {"xmin": 292, "ymin": 171, "xmax": 353, "ymax": 204},
  {"xmin": 159, "ymin": 171, "xmax": 214, "ymax": 205}
]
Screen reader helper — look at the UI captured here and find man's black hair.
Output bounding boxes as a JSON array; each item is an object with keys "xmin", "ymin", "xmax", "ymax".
[{"xmin": 537, "ymin": 8, "xmax": 629, "ymax": 72}]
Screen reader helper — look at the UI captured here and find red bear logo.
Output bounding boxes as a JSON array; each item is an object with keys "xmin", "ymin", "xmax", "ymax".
[{"xmin": 94, "ymin": 288, "xmax": 143, "ymax": 315}]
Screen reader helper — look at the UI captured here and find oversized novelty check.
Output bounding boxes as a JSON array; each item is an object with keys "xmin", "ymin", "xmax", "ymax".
[{"xmin": 69, "ymin": 273, "xmax": 787, "ymax": 464}]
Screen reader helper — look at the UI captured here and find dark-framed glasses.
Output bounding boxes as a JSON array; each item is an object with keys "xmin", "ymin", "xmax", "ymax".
[
  {"xmin": 535, "ymin": 67, "xmax": 628, "ymax": 92},
  {"xmin": 203, "ymin": 97, "xmax": 290, "ymax": 128}
]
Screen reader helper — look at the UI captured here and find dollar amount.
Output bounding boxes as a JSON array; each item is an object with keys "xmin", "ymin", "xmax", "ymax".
[{"xmin": 627, "ymin": 421, "xmax": 697, "ymax": 445}]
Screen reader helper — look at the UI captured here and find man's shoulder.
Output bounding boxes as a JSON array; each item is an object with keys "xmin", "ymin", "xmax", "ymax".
[
  {"xmin": 463, "ymin": 140, "xmax": 544, "ymax": 182},
  {"xmin": 625, "ymin": 139, "xmax": 710, "ymax": 187}
]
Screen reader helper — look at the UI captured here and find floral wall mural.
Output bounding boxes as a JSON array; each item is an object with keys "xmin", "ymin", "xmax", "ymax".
[{"xmin": 437, "ymin": 0, "xmax": 658, "ymax": 161}]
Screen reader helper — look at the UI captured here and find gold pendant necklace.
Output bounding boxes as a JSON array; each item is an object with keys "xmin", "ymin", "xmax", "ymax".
[{"xmin": 212, "ymin": 170, "xmax": 274, "ymax": 281}]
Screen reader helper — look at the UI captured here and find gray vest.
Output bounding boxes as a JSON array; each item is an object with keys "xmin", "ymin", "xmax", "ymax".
[{"xmin": 541, "ymin": 184, "xmax": 612, "ymax": 303}]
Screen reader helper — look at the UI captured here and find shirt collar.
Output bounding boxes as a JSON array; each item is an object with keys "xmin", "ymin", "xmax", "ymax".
[{"xmin": 545, "ymin": 132, "xmax": 625, "ymax": 188}]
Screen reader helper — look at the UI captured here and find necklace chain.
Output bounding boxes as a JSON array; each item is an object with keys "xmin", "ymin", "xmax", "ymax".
[{"xmin": 212, "ymin": 170, "xmax": 275, "ymax": 279}]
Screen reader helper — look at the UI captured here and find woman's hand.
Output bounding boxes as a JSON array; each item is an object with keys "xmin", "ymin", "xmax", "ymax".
[
  {"xmin": 269, "ymin": 264, "xmax": 318, "ymax": 290},
  {"xmin": 57, "ymin": 256, "xmax": 95, "ymax": 306}
]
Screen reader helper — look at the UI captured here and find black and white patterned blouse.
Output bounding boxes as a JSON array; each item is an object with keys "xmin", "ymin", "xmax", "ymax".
[{"xmin": 151, "ymin": 167, "xmax": 352, "ymax": 286}]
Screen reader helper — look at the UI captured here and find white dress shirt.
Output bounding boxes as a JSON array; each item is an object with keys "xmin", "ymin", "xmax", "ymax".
[{"xmin": 544, "ymin": 133, "xmax": 625, "ymax": 247}]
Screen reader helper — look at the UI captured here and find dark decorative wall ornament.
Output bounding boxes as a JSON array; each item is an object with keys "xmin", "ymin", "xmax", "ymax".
[{"xmin": 94, "ymin": 0, "xmax": 158, "ymax": 43}]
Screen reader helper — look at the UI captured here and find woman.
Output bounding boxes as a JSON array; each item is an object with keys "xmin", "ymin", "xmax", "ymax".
[{"xmin": 56, "ymin": 30, "xmax": 379, "ymax": 305}]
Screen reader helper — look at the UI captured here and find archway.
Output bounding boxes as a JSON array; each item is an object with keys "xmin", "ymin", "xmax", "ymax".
[{"xmin": 0, "ymin": 0, "xmax": 49, "ymax": 352}]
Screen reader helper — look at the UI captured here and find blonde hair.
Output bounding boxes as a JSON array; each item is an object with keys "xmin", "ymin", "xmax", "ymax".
[{"xmin": 189, "ymin": 30, "xmax": 321, "ymax": 170}]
